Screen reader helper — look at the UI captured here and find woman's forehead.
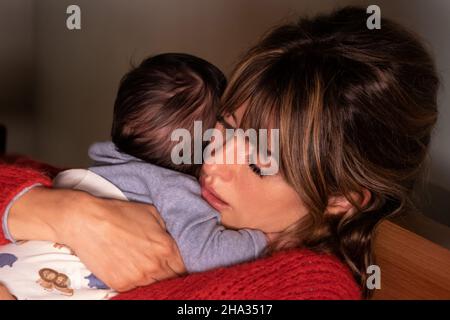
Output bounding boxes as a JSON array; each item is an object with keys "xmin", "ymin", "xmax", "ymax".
[{"xmin": 221, "ymin": 98, "xmax": 279, "ymax": 135}]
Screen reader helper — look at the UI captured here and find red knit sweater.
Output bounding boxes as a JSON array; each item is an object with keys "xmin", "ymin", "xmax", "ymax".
[{"xmin": 0, "ymin": 161, "xmax": 361, "ymax": 300}]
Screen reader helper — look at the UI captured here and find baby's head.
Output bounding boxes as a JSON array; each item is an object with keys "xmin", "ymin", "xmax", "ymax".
[{"xmin": 111, "ymin": 53, "xmax": 226, "ymax": 177}]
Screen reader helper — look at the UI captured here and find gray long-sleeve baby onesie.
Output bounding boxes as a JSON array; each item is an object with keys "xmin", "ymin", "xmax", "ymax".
[{"xmin": 88, "ymin": 142, "xmax": 267, "ymax": 273}]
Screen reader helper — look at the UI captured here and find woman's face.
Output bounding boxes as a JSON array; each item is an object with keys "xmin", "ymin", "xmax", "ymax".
[{"xmin": 200, "ymin": 105, "xmax": 308, "ymax": 233}]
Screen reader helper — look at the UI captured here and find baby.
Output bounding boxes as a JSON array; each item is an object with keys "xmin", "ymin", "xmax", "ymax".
[{"xmin": 0, "ymin": 53, "xmax": 267, "ymax": 299}]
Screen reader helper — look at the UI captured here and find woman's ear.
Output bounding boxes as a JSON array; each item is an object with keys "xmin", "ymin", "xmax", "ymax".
[{"xmin": 326, "ymin": 189, "xmax": 371, "ymax": 215}]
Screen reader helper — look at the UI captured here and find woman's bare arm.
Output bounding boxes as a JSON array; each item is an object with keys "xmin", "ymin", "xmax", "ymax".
[{"xmin": 8, "ymin": 186, "xmax": 186, "ymax": 291}]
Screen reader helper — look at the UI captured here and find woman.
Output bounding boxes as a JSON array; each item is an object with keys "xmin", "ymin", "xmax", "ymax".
[{"xmin": 0, "ymin": 7, "xmax": 438, "ymax": 299}]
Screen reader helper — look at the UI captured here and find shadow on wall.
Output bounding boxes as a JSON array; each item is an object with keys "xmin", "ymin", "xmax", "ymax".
[
  {"xmin": 373, "ymin": 0, "xmax": 450, "ymax": 228},
  {"xmin": 389, "ymin": 180, "xmax": 450, "ymax": 250},
  {"xmin": 414, "ymin": 182, "xmax": 450, "ymax": 228}
]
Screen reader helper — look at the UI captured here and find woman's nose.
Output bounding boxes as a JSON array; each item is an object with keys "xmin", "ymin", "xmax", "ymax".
[
  {"xmin": 202, "ymin": 162, "xmax": 233, "ymax": 182},
  {"xmin": 202, "ymin": 135, "xmax": 236, "ymax": 182}
]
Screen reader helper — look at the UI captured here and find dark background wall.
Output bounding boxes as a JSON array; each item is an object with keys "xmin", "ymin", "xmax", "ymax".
[{"xmin": 1, "ymin": 0, "xmax": 449, "ymax": 226}]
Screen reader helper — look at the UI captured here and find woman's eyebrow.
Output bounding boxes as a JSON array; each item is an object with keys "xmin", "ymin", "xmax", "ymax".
[
  {"xmin": 217, "ymin": 115, "xmax": 235, "ymax": 129},
  {"xmin": 231, "ymin": 112, "xmax": 239, "ymax": 127}
]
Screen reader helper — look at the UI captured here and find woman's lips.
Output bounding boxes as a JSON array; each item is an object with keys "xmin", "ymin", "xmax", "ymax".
[{"xmin": 200, "ymin": 178, "xmax": 229, "ymax": 211}]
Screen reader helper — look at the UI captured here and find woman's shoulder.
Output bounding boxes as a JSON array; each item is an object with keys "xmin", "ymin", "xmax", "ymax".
[
  {"xmin": 113, "ymin": 248, "xmax": 362, "ymax": 300},
  {"xmin": 231, "ymin": 248, "xmax": 362, "ymax": 300},
  {"xmin": 260, "ymin": 248, "xmax": 362, "ymax": 299}
]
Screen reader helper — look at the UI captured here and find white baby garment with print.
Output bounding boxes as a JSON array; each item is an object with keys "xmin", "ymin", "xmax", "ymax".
[{"xmin": 0, "ymin": 169, "xmax": 127, "ymax": 300}]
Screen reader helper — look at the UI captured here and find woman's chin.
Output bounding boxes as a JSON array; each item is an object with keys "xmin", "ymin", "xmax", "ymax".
[
  {"xmin": 216, "ymin": 210, "xmax": 242, "ymax": 230},
  {"xmin": 220, "ymin": 213, "xmax": 261, "ymax": 231}
]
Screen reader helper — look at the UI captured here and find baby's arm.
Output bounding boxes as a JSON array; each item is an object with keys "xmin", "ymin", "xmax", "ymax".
[
  {"xmin": 150, "ymin": 172, "xmax": 267, "ymax": 273},
  {"xmin": 176, "ymin": 219, "xmax": 267, "ymax": 273}
]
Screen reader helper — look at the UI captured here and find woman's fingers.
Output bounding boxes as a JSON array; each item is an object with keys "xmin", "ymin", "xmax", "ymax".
[
  {"xmin": 166, "ymin": 258, "xmax": 187, "ymax": 277},
  {"xmin": 0, "ymin": 284, "xmax": 16, "ymax": 300},
  {"xmin": 165, "ymin": 246, "xmax": 187, "ymax": 276},
  {"xmin": 60, "ymin": 195, "xmax": 186, "ymax": 292},
  {"xmin": 145, "ymin": 204, "xmax": 167, "ymax": 229}
]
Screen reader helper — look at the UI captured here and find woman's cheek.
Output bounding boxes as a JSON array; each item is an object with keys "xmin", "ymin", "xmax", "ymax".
[
  {"xmin": 220, "ymin": 201, "xmax": 253, "ymax": 230},
  {"xmin": 237, "ymin": 196, "xmax": 266, "ymax": 229}
]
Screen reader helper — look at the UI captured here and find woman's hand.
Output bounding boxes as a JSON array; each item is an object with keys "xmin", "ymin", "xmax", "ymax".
[
  {"xmin": 9, "ymin": 187, "xmax": 186, "ymax": 292},
  {"xmin": 64, "ymin": 194, "xmax": 187, "ymax": 291},
  {"xmin": 265, "ymin": 232, "xmax": 281, "ymax": 243},
  {"xmin": 0, "ymin": 284, "xmax": 15, "ymax": 300}
]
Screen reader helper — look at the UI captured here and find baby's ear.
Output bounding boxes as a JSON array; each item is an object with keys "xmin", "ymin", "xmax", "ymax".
[{"xmin": 326, "ymin": 189, "xmax": 371, "ymax": 215}]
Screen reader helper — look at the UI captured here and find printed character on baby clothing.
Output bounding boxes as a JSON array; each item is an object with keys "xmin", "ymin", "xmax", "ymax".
[
  {"xmin": 37, "ymin": 268, "xmax": 74, "ymax": 296},
  {"xmin": 0, "ymin": 237, "xmax": 114, "ymax": 300}
]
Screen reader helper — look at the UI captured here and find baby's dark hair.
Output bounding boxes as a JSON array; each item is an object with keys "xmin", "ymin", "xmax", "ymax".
[{"xmin": 111, "ymin": 53, "xmax": 227, "ymax": 176}]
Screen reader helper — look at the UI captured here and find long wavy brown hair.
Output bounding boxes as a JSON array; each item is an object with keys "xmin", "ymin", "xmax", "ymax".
[{"xmin": 219, "ymin": 7, "xmax": 439, "ymax": 298}]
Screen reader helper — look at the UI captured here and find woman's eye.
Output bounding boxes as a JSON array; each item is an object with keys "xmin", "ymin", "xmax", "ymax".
[{"xmin": 249, "ymin": 163, "xmax": 263, "ymax": 177}]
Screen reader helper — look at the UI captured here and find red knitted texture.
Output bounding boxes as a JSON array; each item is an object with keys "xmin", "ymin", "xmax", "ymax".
[
  {"xmin": 0, "ymin": 161, "xmax": 361, "ymax": 300},
  {"xmin": 0, "ymin": 164, "xmax": 53, "ymax": 245},
  {"xmin": 0, "ymin": 154, "xmax": 62, "ymax": 178},
  {"xmin": 113, "ymin": 249, "xmax": 361, "ymax": 300}
]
